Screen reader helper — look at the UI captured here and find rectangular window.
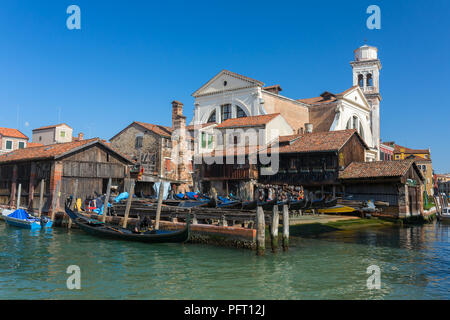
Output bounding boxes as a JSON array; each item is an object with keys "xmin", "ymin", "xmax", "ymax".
[
  {"xmin": 221, "ymin": 104, "xmax": 232, "ymax": 121},
  {"xmin": 5, "ymin": 140, "xmax": 13, "ymax": 150},
  {"xmin": 201, "ymin": 132, "xmax": 206, "ymax": 148},
  {"xmin": 60, "ymin": 131, "xmax": 65, "ymax": 137},
  {"xmin": 135, "ymin": 135, "xmax": 143, "ymax": 148},
  {"xmin": 208, "ymin": 134, "xmax": 214, "ymax": 148},
  {"xmin": 18, "ymin": 142, "xmax": 25, "ymax": 149}
]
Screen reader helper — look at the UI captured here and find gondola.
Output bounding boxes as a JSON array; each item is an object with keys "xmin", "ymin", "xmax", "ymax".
[
  {"xmin": 258, "ymin": 198, "xmax": 277, "ymax": 211},
  {"xmin": 242, "ymin": 200, "xmax": 257, "ymax": 210},
  {"xmin": 288, "ymin": 198, "xmax": 307, "ymax": 211},
  {"xmin": 64, "ymin": 197, "xmax": 190, "ymax": 243}
]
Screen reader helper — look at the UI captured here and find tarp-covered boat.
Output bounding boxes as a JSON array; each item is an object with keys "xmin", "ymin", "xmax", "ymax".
[
  {"xmin": 4, "ymin": 209, "xmax": 52, "ymax": 230},
  {"xmin": 65, "ymin": 197, "xmax": 190, "ymax": 243}
]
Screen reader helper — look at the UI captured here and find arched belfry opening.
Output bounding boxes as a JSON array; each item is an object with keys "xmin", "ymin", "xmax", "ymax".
[
  {"xmin": 358, "ymin": 74, "xmax": 364, "ymax": 88},
  {"xmin": 366, "ymin": 73, "xmax": 373, "ymax": 87}
]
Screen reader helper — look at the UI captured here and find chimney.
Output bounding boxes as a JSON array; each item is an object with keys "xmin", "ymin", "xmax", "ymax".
[
  {"xmin": 78, "ymin": 132, "xmax": 84, "ymax": 141},
  {"xmin": 305, "ymin": 123, "xmax": 313, "ymax": 133},
  {"xmin": 172, "ymin": 100, "xmax": 185, "ymax": 129},
  {"xmin": 263, "ymin": 85, "xmax": 283, "ymax": 95}
]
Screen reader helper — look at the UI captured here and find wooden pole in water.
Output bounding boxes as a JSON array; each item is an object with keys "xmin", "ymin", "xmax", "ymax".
[
  {"xmin": 256, "ymin": 205, "xmax": 265, "ymax": 256},
  {"xmin": 155, "ymin": 181, "xmax": 165, "ymax": 230},
  {"xmin": 102, "ymin": 177, "xmax": 112, "ymax": 223},
  {"xmin": 282, "ymin": 204, "xmax": 289, "ymax": 251},
  {"xmin": 122, "ymin": 180, "xmax": 135, "ymax": 229},
  {"xmin": 271, "ymin": 204, "xmax": 279, "ymax": 253},
  {"xmin": 51, "ymin": 180, "xmax": 60, "ymax": 222},
  {"xmin": 16, "ymin": 183, "xmax": 21, "ymax": 209},
  {"xmin": 38, "ymin": 179, "xmax": 45, "ymax": 218},
  {"xmin": 68, "ymin": 179, "xmax": 79, "ymax": 229}
]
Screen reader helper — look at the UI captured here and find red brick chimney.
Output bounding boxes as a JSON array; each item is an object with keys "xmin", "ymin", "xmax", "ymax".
[{"xmin": 78, "ymin": 132, "xmax": 84, "ymax": 141}]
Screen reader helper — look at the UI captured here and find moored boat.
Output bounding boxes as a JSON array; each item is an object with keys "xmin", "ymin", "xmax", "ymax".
[
  {"xmin": 65, "ymin": 197, "xmax": 190, "ymax": 243},
  {"xmin": 4, "ymin": 209, "xmax": 52, "ymax": 230},
  {"xmin": 438, "ymin": 207, "xmax": 450, "ymax": 223}
]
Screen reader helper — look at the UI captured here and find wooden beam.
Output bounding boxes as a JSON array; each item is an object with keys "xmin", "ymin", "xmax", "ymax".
[
  {"xmin": 50, "ymin": 180, "xmax": 60, "ymax": 222},
  {"xmin": 256, "ymin": 205, "xmax": 265, "ymax": 256},
  {"xmin": 270, "ymin": 204, "xmax": 279, "ymax": 253},
  {"xmin": 68, "ymin": 179, "xmax": 78, "ymax": 229},
  {"xmin": 38, "ymin": 179, "xmax": 45, "ymax": 218},
  {"xmin": 16, "ymin": 183, "xmax": 21, "ymax": 209},
  {"xmin": 282, "ymin": 204, "xmax": 289, "ymax": 251},
  {"xmin": 155, "ymin": 181, "xmax": 165, "ymax": 230},
  {"xmin": 122, "ymin": 180, "xmax": 135, "ymax": 229},
  {"xmin": 102, "ymin": 177, "xmax": 112, "ymax": 223}
]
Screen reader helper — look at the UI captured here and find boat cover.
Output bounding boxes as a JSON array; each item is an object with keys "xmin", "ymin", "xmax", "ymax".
[
  {"xmin": 153, "ymin": 181, "xmax": 171, "ymax": 200},
  {"xmin": 114, "ymin": 192, "xmax": 129, "ymax": 203},
  {"xmin": 8, "ymin": 209, "xmax": 32, "ymax": 220},
  {"xmin": 186, "ymin": 192, "xmax": 199, "ymax": 200}
]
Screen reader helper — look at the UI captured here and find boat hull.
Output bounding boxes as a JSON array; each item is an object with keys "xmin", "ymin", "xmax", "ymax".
[
  {"xmin": 65, "ymin": 202, "xmax": 190, "ymax": 243},
  {"xmin": 4, "ymin": 216, "xmax": 52, "ymax": 229}
]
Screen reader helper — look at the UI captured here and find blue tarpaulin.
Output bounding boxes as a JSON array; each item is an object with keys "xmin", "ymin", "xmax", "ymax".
[
  {"xmin": 185, "ymin": 192, "xmax": 198, "ymax": 200},
  {"xmin": 8, "ymin": 209, "xmax": 32, "ymax": 220},
  {"xmin": 114, "ymin": 192, "xmax": 129, "ymax": 203}
]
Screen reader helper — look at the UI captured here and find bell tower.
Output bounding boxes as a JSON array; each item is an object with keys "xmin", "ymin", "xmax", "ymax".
[{"xmin": 350, "ymin": 44, "xmax": 382, "ymax": 160}]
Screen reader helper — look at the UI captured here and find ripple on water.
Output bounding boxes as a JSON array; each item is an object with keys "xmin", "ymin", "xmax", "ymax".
[{"xmin": 0, "ymin": 222, "xmax": 449, "ymax": 299}]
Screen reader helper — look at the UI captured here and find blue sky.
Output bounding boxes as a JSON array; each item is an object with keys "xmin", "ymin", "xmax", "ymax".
[{"xmin": 0, "ymin": 0, "xmax": 449, "ymax": 172}]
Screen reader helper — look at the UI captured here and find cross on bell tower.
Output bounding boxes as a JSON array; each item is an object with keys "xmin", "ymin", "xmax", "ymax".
[{"xmin": 350, "ymin": 44, "xmax": 382, "ymax": 159}]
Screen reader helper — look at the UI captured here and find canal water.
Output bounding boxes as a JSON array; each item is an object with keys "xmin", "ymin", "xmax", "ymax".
[{"xmin": 0, "ymin": 222, "xmax": 448, "ymax": 299}]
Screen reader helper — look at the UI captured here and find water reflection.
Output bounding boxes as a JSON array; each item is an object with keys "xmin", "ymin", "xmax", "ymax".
[{"xmin": 0, "ymin": 222, "xmax": 448, "ymax": 299}]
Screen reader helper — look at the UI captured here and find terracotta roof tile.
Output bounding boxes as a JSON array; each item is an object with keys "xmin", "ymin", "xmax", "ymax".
[
  {"xmin": 186, "ymin": 123, "xmax": 217, "ymax": 131},
  {"xmin": 33, "ymin": 123, "xmax": 72, "ymax": 131},
  {"xmin": 296, "ymin": 86, "xmax": 358, "ymax": 105},
  {"xmin": 26, "ymin": 142, "xmax": 44, "ymax": 148},
  {"xmin": 339, "ymin": 160, "xmax": 417, "ymax": 180},
  {"xmin": 393, "ymin": 143, "xmax": 429, "ymax": 155},
  {"xmin": 0, "ymin": 128, "xmax": 29, "ymax": 139},
  {"xmin": 134, "ymin": 122, "xmax": 173, "ymax": 137},
  {"xmin": 216, "ymin": 114, "xmax": 280, "ymax": 129},
  {"xmin": 0, "ymin": 138, "xmax": 132, "ymax": 164},
  {"xmin": 266, "ymin": 129, "xmax": 367, "ymax": 154}
]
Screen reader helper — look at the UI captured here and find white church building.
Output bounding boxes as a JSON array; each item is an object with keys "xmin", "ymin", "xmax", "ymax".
[{"xmin": 189, "ymin": 45, "xmax": 382, "ymax": 162}]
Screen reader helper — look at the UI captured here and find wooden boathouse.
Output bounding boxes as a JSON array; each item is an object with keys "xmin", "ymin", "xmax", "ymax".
[
  {"xmin": 0, "ymin": 138, "xmax": 133, "ymax": 214},
  {"xmin": 259, "ymin": 129, "xmax": 368, "ymax": 196},
  {"xmin": 339, "ymin": 159, "xmax": 426, "ymax": 217}
]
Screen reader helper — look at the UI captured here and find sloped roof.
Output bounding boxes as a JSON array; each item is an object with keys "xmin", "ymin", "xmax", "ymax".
[
  {"xmin": 26, "ymin": 142, "xmax": 44, "ymax": 148},
  {"xmin": 296, "ymin": 86, "xmax": 358, "ymax": 105},
  {"xmin": 216, "ymin": 114, "xmax": 280, "ymax": 129},
  {"xmin": 266, "ymin": 129, "xmax": 368, "ymax": 154},
  {"xmin": 393, "ymin": 143, "xmax": 429, "ymax": 155},
  {"xmin": 32, "ymin": 123, "xmax": 72, "ymax": 131},
  {"xmin": 110, "ymin": 121, "xmax": 173, "ymax": 141},
  {"xmin": 0, "ymin": 128, "xmax": 29, "ymax": 140},
  {"xmin": 339, "ymin": 159, "xmax": 424, "ymax": 181},
  {"xmin": 186, "ymin": 123, "xmax": 217, "ymax": 131},
  {"xmin": 0, "ymin": 138, "xmax": 132, "ymax": 164}
]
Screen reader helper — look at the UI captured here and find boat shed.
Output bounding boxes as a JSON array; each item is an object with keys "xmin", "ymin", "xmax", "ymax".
[
  {"xmin": 0, "ymin": 138, "xmax": 133, "ymax": 214},
  {"xmin": 339, "ymin": 159, "xmax": 425, "ymax": 218}
]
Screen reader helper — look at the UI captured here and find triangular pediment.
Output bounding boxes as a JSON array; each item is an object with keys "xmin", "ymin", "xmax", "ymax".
[
  {"xmin": 340, "ymin": 86, "xmax": 371, "ymax": 111},
  {"xmin": 192, "ymin": 70, "xmax": 264, "ymax": 97}
]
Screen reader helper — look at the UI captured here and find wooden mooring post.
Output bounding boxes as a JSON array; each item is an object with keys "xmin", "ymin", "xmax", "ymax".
[
  {"xmin": 38, "ymin": 179, "xmax": 45, "ymax": 217},
  {"xmin": 16, "ymin": 183, "xmax": 22, "ymax": 209},
  {"xmin": 102, "ymin": 177, "xmax": 112, "ymax": 223},
  {"xmin": 282, "ymin": 204, "xmax": 290, "ymax": 251},
  {"xmin": 271, "ymin": 204, "xmax": 279, "ymax": 253},
  {"xmin": 68, "ymin": 179, "xmax": 79, "ymax": 229},
  {"xmin": 154, "ymin": 181, "xmax": 165, "ymax": 230},
  {"xmin": 50, "ymin": 180, "xmax": 60, "ymax": 222},
  {"xmin": 122, "ymin": 180, "xmax": 135, "ymax": 229},
  {"xmin": 256, "ymin": 205, "xmax": 265, "ymax": 256}
]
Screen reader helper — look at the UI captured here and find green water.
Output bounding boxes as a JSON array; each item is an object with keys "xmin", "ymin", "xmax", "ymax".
[{"xmin": 0, "ymin": 221, "xmax": 449, "ymax": 299}]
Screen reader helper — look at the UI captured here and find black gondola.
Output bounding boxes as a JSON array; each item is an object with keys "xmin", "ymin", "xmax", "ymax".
[
  {"xmin": 258, "ymin": 198, "xmax": 277, "ymax": 210},
  {"xmin": 64, "ymin": 197, "xmax": 190, "ymax": 243},
  {"xmin": 242, "ymin": 200, "xmax": 257, "ymax": 210},
  {"xmin": 288, "ymin": 198, "xmax": 307, "ymax": 210}
]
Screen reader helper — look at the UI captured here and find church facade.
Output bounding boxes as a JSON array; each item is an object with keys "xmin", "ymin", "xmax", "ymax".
[{"xmin": 190, "ymin": 45, "xmax": 382, "ymax": 162}]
